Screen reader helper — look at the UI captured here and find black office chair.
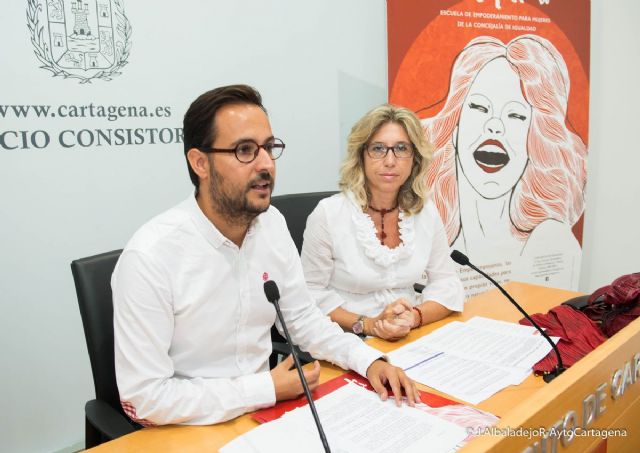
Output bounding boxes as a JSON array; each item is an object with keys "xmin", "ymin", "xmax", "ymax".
[
  {"xmin": 271, "ymin": 191, "xmax": 338, "ymax": 254},
  {"xmin": 72, "ymin": 247, "xmax": 308, "ymax": 444},
  {"xmin": 269, "ymin": 191, "xmax": 338, "ymax": 367},
  {"xmin": 71, "ymin": 249, "xmax": 139, "ymax": 449}
]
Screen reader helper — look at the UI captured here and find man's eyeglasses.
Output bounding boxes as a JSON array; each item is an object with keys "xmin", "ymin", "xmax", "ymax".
[
  {"xmin": 198, "ymin": 138, "xmax": 285, "ymax": 163},
  {"xmin": 365, "ymin": 142, "xmax": 414, "ymax": 160}
]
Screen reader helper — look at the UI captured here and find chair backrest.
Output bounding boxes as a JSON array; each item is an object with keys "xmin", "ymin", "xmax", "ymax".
[
  {"xmin": 269, "ymin": 191, "xmax": 336, "ymax": 358},
  {"xmin": 71, "ymin": 249, "xmax": 123, "ymax": 409},
  {"xmin": 271, "ymin": 191, "xmax": 338, "ymax": 254}
]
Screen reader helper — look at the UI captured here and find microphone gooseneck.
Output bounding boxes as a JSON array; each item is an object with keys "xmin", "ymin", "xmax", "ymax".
[
  {"xmin": 451, "ymin": 250, "xmax": 565, "ymax": 383},
  {"xmin": 263, "ymin": 280, "xmax": 331, "ymax": 452}
]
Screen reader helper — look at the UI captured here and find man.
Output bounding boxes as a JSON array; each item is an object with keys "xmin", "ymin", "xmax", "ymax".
[{"xmin": 112, "ymin": 84, "xmax": 418, "ymax": 426}]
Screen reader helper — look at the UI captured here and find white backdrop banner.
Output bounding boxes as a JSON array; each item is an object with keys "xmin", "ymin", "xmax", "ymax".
[
  {"xmin": 4, "ymin": 1, "xmax": 183, "ymax": 153},
  {"xmin": 0, "ymin": 2, "xmax": 389, "ymax": 452}
]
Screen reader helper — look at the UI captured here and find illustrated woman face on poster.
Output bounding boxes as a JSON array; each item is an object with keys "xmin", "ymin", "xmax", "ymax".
[
  {"xmin": 423, "ymin": 35, "xmax": 587, "ymax": 284},
  {"xmin": 453, "ymin": 56, "xmax": 532, "ymax": 200}
]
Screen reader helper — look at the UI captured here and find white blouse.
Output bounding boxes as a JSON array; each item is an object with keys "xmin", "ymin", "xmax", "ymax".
[{"xmin": 301, "ymin": 192, "xmax": 464, "ymax": 318}]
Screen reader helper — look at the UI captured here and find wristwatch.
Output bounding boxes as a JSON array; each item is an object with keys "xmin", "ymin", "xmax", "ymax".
[{"xmin": 352, "ymin": 315, "xmax": 366, "ymax": 335}]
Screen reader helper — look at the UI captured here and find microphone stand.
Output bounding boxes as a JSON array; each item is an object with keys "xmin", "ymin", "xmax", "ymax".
[
  {"xmin": 264, "ymin": 281, "xmax": 331, "ymax": 452},
  {"xmin": 451, "ymin": 251, "xmax": 565, "ymax": 382}
]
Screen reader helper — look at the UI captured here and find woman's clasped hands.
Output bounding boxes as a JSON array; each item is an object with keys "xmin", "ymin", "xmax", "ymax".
[{"xmin": 370, "ymin": 299, "xmax": 417, "ymax": 341}]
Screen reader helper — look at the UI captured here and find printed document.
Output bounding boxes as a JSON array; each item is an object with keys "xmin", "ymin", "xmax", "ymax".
[
  {"xmin": 221, "ymin": 382, "xmax": 467, "ymax": 453},
  {"xmin": 388, "ymin": 317, "xmax": 557, "ymax": 404}
]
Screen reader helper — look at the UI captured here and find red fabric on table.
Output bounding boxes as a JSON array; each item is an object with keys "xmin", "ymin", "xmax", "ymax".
[
  {"xmin": 519, "ymin": 305, "xmax": 606, "ymax": 375},
  {"xmin": 587, "ymin": 272, "xmax": 640, "ymax": 337}
]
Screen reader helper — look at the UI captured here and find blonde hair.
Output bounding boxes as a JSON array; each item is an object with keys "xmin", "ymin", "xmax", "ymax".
[{"xmin": 339, "ymin": 104, "xmax": 432, "ymax": 215}]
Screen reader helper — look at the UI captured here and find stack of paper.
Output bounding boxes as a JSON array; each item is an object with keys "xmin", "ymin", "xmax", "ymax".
[
  {"xmin": 221, "ymin": 382, "xmax": 468, "ymax": 453},
  {"xmin": 388, "ymin": 317, "xmax": 558, "ymax": 405}
]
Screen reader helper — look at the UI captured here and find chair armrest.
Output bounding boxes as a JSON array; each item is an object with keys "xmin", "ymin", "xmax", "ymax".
[
  {"xmin": 85, "ymin": 399, "xmax": 137, "ymax": 440},
  {"xmin": 271, "ymin": 342, "xmax": 314, "ymax": 365}
]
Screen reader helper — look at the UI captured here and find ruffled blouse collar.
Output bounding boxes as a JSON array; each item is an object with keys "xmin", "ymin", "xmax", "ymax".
[{"xmin": 345, "ymin": 191, "xmax": 415, "ymax": 267}]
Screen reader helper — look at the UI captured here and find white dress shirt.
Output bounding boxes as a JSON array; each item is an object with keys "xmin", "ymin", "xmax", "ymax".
[
  {"xmin": 301, "ymin": 192, "xmax": 464, "ymax": 318},
  {"xmin": 112, "ymin": 193, "xmax": 382, "ymax": 426}
]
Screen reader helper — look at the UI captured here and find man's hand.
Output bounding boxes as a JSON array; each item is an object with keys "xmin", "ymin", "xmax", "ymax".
[
  {"xmin": 366, "ymin": 359, "xmax": 420, "ymax": 407},
  {"xmin": 270, "ymin": 355, "xmax": 321, "ymax": 401}
]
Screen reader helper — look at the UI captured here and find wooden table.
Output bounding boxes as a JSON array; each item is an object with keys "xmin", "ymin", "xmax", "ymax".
[{"xmin": 88, "ymin": 282, "xmax": 640, "ymax": 452}]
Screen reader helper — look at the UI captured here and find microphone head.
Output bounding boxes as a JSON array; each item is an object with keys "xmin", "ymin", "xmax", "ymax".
[
  {"xmin": 263, "ymin": 280, "xmax": 280, "ymax": 303},
  {"xmin": 450, "ymin": 250, "xmax": 470, "ymax": 266}
]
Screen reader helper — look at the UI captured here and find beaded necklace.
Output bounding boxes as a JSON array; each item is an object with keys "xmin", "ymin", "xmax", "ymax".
[{"xmin": 368, "ymin": 203, "xmax": 399, "ymax": 245}]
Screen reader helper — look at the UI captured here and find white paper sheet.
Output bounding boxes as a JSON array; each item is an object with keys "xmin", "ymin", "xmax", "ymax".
[
  {"xmin": 221, "ymin": 382, "xmax": 468, "ymax": 453},
  {"xmin": 388, "ymin": 317, "xmax": 557, "ymax": 404}
]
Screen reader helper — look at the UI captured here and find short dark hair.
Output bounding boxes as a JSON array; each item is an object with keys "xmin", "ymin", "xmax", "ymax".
[{"xmin": 183, "ymin": 84, "xmax": 266, "ymax": 187}]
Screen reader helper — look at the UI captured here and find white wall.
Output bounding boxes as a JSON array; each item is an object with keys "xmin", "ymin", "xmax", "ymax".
[
  {"xmin": 1, "ymin": 1, "xmax": 638, "ymax": 452},
  {"xmin": 579, "ymin": 0, "xmax": 640, "ymax": 293},
  {"xmin": 0, "ymin": 1, "xmax": 387, "ymax": 452}
]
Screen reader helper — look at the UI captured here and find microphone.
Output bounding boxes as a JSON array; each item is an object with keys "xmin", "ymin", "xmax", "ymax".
[
  {"xmin": 263, "ymin": 280, "xmax": 331, "ymax": 453},
  {"xmin": 450, "ymin": 250, "xmax": 565, "ymax": 383}
]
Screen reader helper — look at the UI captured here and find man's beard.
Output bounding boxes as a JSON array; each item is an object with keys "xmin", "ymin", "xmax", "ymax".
[{"xmin": 208, "ymin": 168, "xmax": 274, "ymax": 226}]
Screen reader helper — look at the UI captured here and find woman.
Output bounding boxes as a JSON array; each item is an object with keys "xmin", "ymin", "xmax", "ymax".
[
  {"xmin": 301, "ymin": 104, "xmax": 464, "ymax": 341},
  {"xmin": 423, "ymin": 35, "xmax": 586, "ymax": 290}
]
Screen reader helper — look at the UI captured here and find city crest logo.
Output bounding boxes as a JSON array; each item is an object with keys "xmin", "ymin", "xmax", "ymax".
[{"xmin": 27, "ymin": 0, "xmax": 131, "ymax": 84}]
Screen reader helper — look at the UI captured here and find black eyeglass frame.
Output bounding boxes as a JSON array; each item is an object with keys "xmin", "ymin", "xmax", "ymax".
[
  {"xmin": 198, "ymin": 138, "xmax": 285, "ymax": 163},
  {"xmin": 364, "ymin": 142, "xmax": 416, "ymax": 160}
]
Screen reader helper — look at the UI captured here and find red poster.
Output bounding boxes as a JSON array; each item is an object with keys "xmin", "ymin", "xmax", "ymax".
[{"xmin": 388, "ymin": 0, "xmax": 590, "ymax": 296}]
